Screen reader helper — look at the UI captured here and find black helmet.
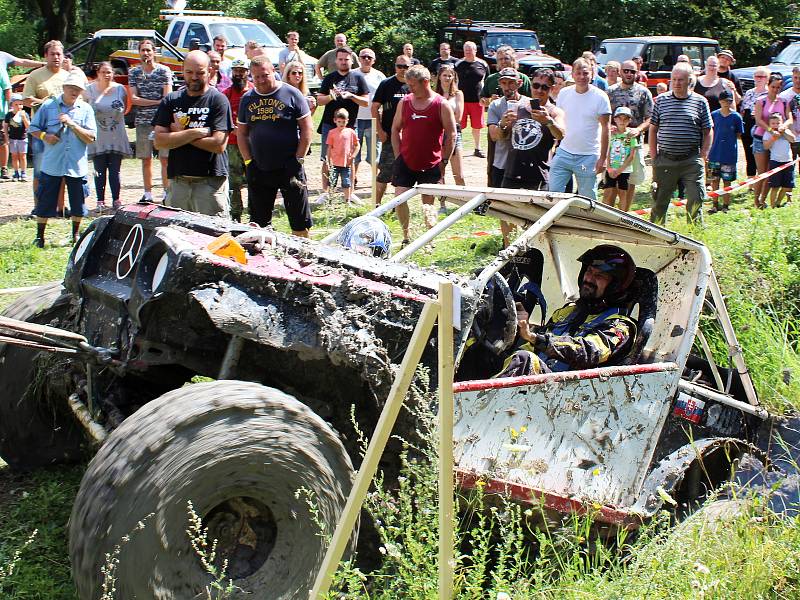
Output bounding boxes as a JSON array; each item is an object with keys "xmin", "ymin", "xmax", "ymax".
[{"xmin": 577, "ymin": 245, "xmax": 636, "ymax": 304}]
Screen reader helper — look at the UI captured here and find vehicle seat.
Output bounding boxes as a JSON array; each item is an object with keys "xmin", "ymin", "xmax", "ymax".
[{"xmin": 621, "ymin": 267, "xmax": 658, "ymax": 364}]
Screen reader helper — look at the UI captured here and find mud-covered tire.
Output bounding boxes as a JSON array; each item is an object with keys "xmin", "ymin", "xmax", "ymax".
[
  {"xmin": 69, "ymin": 380, "xmax": 356, "ymax": 600},
  {"xmin": 0, "ymin": 282, "xmax": 85, "ymax": 469}
]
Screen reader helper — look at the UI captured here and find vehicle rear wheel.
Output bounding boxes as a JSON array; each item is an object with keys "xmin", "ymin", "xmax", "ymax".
[
  {"xmin": 69, "ymin": 380, "xmax": 356, "ymax": 600},
  {"xmin": 0, "ymin": 283, "xmax": 85, "ymax": 470}
]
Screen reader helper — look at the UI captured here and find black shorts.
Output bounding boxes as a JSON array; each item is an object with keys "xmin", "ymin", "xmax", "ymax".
[
  {"xmin": 603, "ymin": 171, "xmax": 630, "ymax": 190},
  {"xmin": 391, "ymin": 155, "xmax": 442, "ymax": 188},
  {"xmin": 246, "ymin": 159, "xmax": 312, "ymax": 231}
]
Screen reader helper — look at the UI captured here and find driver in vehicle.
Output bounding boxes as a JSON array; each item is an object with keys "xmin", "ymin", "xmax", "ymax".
[{"xmin": 497, "ymin": 245, "xmax": 637, "ymax": 377}]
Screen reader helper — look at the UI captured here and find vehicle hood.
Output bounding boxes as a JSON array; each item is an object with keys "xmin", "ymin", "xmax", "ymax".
[
  {"xmin": 222, "ymin": 46, "xmax": 317, "ymax": 67},
  {"xmin": 733, "ymin": 64, "xmax": 793, "ymax": 83},
  {"xmin": 516, "ymin": 51, "xmax": 562, "ymax": 65}
]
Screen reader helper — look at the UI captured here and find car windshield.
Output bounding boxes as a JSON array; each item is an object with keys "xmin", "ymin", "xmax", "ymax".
[
  {"xmin": 209, "ymin": 23, "xmax": 282, "ymax": 48},
  {"xmin": 485, "ymin": 33, "xmax": 540, "ymax": 52},
  {"xmin": 773, "ymin": 42, "xmax": 800, "ymax": 65},
  {"xmin": 597, "ymin": 42, "xmax": 645, "ymax": 65}
]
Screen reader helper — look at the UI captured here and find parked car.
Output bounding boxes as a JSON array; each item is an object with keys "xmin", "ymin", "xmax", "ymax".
[
  {"xmin": 439, "ymin": 18, "xmax": 565, "ymax": 75},
  {"xmin": 0, "ymin": 183, "xmax": 785, "ymax": 598},
  {"xmin": 595, "ymin": 35, "xmax": 720, "ymax": 94},
  {"xmin": 161, "ymin": 9, "xmax": 320, "ymax": 88},
  {"xmin": 732, "ymin": 36, "xmax": 800, "ymax": 92}
]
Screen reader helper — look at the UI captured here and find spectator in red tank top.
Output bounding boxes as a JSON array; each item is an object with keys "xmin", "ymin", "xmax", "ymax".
[{"xmin": 390, "ymin": 64, "xmax": 457, "ymax": 245}]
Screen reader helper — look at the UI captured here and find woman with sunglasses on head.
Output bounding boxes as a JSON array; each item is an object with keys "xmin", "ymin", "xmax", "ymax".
[
  {"xmin": 752, "ymin": 72, "xmax": 793, "ymax": 208},
  {"xmin": 283, "ymin": 60, "xmax": 317, "ymax": 115},
  {"xmin": 434, "ymin": 63, "xmax": 465, "ymax": 213},
  {"xmin": 740, "ymin": 66, "xmax": 770, "ymax": 180}
]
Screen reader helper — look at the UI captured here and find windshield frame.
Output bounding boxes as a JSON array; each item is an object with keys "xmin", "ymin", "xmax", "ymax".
[
  {"xmin": 209, "ymin": 22, "xmax": 283, "ymax": 48},
  {"xmin": 773, "ymin": 42, "xmax": 800, "ymax": 65}
]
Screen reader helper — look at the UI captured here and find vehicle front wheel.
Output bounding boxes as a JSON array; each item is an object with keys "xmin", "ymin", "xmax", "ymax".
[{"xmin": 69, "ymin": 380, "xmax": 356, "ymax": 600}]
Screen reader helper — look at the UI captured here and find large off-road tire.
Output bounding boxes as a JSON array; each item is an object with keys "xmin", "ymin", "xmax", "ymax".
[
  {"xmin": 70, "ymin": 381, "xmax": 356, "ymax": 600},
  {"xmin": 0, "ymin": 283, "xmax": 85, "ymax": 469}
]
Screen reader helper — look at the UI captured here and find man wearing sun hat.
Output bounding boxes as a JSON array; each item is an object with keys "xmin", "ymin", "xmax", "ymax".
[
  {"xmin": 28, "ymin": 71, "xmax": 96, "ymax": 248},
  {"xmin": 717, "ymin": 49, "xmax": 742, "ymax": 102}
]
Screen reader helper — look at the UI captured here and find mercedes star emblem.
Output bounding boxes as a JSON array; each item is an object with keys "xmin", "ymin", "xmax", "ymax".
[{"xmin": 116, "ymin": 224, "xmax": 145, "ymax": 280}]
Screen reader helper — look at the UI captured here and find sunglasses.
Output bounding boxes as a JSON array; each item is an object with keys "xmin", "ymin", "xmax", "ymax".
[
  {"xmin": 395, "ymin": 64, "xmax": 410, "ymax": 69},
  {"xmin": 360, "ymin": 55, "xmax": 375, "ymax": 60},
  {"xmin": 622, "ymin": 68, "xmax": 637, "ymax": 74},
  {"xmin": 289, "ymin": 70, "xmax": 303, "ymax": 76},
  {"xmin": 531, "ymin": 82, "xmax": 550, "ymax": 91}
]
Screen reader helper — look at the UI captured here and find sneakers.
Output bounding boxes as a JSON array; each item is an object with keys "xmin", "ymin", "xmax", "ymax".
[
  {"xmin": 112, "ymin": 199, "xmax": 122, "ymax": 211},
  {"xmin": 0, "ymin": 167, "xmax": 9, "ymax": 179},
  {"xmin": 11, "ymin": 173, "xmax": 19, "ymax": 182},
  {"xmin": 400, "ymin": 238, "xmax": 411, "ymax": 249},
  {"xmin": 438, "ymin": 206, "xmax": 448, "ymax": 216},
  {"xmin": 313, "ymin": 192, "xmax": 330, "ymax": 205},
  {"xmin": 19, "ymin": 173, "xmax": 27, "ymax": 182},
  {"xmin": 94, "ymin": 202, "xmax": 107, "ymax": 215},
  {"xmin": 473, "ymin": 149, "xmax": 486, "ymax": 158},
  {"xmin": 140, "ymin": 192, "xmax": 153, "ymax": 204},
  {"xmin": 33, "ymin": 237, "xmax": 44, "ymax": 248},
  {"xmin": 162, "ymin": 189, "xmax": 168, "ymax": 203}
]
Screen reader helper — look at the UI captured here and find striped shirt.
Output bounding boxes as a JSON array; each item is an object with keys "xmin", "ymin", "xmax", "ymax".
[{"xmin": 651, "ymin": 92, "xmax": 712, "ymax": 156}]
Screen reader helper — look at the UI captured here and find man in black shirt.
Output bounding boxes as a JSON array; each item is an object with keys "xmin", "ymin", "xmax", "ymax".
[
  {"xmin": 429, "ymin": 42, "xmax": 459, "ymax": 76},
  {"xmin": 371, "ymin": 55, "xmax": 411, "ymax": 205},
  {"xmin": 717, "ymin": 49, "xmax": 742, "ymax": 103},
  {"xmin": 315, "ymin": 47, "xmax": 369, "ymax": 203},
  {"xmin": 455, "ymin": 41, "xmax": 489, "ymax": 157},
  {"xmin": 154, "ymin": 50, "xmax": 233, "ymax": 217}
]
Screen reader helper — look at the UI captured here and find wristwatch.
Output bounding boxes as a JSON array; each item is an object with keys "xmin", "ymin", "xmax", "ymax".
[{"xmin": 296, "ymin": 156, "xmax": 305, "ymax": 164}]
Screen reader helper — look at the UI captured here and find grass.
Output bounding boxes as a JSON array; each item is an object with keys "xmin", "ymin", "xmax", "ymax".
[{"xmin": 1, "ymin": 185, "xmax": 800, "ymax": 598}]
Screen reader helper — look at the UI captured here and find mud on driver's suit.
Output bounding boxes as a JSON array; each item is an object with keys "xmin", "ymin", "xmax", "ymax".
[{"xmin": 497, "ymin": 245, "xmax": 638, "ymax": 377}]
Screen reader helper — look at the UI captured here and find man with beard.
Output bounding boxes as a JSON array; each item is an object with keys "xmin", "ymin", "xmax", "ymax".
[
  {"xmin": 237, "ymin": 57, "xmax": 312, "ymax": 237},
  {"xmin": 223, "ymin": 58, "xmax": 253, "ymax": 222},
  {"xmin": 497, "ymin": 245, "xmax": 637, "ymax": 377},
  {"xmin": 153, "ymin": 51, "xmax": 233, "ymax": 217},
  {"xmin": 129, "ymin": 39, "xmax": 173, "ymax": 202},
  {"xmin": 487, "ymin": 68, "xmax": 523, "ymax": 187}
]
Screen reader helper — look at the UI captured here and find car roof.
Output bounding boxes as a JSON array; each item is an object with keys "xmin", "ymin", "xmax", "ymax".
[
  {"xmin": 602, "ymin": 36, "xmax": 718, "ymax": 44},
  {"xmin": 171, "ymin": 15, "xmax": 261, "ymax": 24},
  {"xmin": 444, "ymin": 25, "xmax": 537, "ymax": 33},
  {"xmin": 92, "ymin": 29, "xmax": 164, "ymax": 38}
]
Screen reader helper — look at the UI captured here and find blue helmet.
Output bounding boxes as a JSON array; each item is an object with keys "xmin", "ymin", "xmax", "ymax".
[{"xmin": 336, "ymin": 216, "xmax": 392, "ymax": 258}]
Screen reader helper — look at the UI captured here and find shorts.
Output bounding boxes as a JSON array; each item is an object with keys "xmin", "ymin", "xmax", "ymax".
[
  {"xmin": 135, "ymin": 125, "xmax": 169, "ymax": 160},
  {"xmin": 377, "ymin": 143, "xmax": 396, "ymax": 184},
  {"xmin": 445, "ymin": 126, "xmax": 463, "ymax": 151},
  {"xmin": 791, "ymin": 141, "xmax": 800, "ymax": 159},
  {"xmin": 391, "ymin": 154, "xmax": 442, "ymax": 188},
  {"xmin": 708, "ymin": 162, "xmax": 737, "ymax": 182},
  {"xmin": 9, "ymin": 139, "xmax": 27, "ymax": 154},
  {"xmin": 490, "ymin": 166, "xmax": 505, "ymax": 187},
  {"xmin": 166, "ymin": 175, "xmax": 229, "ymax": 218},
  {"xmin": 460, "ymin": 102, "xmax": 485, "ymax": 130},
  {"xmin": 319, "ymin": 123, "xmax": 334, "ymax": 161},
  {"xmin": 768, "ymin": 159, "xmax": 795, "ymax": 189},
  {"xmin": 246, "ymin": 159, "xmax": 311, "ymax": 231},
  {"xmin": 752, "ymin": 135, "xmax": 765, "ymax": 154},
  {"xmin": 331, "ymin": 165, "xmax": 352, "ymax": 189},
  {"xmin": 34, "ymin": 173, "xmax": 88, "ymax": 218},
  {"xmin": 604, "ymin": 171, "xmax": 630, "ymax": 190}
]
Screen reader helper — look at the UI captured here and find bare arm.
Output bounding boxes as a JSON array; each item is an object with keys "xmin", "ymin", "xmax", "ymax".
[
  {"xmin": 648, "ymin": 123, "xmax": 658, "ymax": 159},
  {"xmin": 130, "ymin": 85, "xmax": 161, "ymax": 107},
  {"xmin": 343, "ymin": 92, "xmax": 369, "ymax": 107},
  {"xmin": 700, "ymin": 127, "xmax": 712, "ymax": 160},
  {"xmin": 154, "ymin": 124, "xmax": 209, "ymax": 150},
  {"xmin": 596, "ymin": 114, "xmax": 610, "ymax": 173},
  {"xmin": 454, "ymin": 91, "xmax": 464, "ymax": 123},
  {"xmin": 237, "ymin": 122, "xmax": 251, "ymax": 162},
  {"xmin": 297, "ymin": 114, "xmax": 312, "ymax": 157},
  {"xmin": 13, "ymin": 58, "xmax": 45, "ymax": 69},
  {"xmin": 190, "ymin": 130, "xmax": 227, "ymax": 153},
  {"xmin": 754, "ymin": 98, "xmax": 770, "ymax": 132},
  {"xmin": 371, "ymin": 100, "xmax": 387, "ymax": 141},
  {"xmin": 391, "ymin": 100, "xmax": 404, "ymax": 157},
  {"xmin": 440, "ymin": 100, "xmax": 456, "ymax": 163}
]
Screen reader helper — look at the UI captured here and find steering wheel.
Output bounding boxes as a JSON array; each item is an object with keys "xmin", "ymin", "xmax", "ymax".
[{"xmin": 470, "ymin": 272, "xmax": 518, "ymax": 355}]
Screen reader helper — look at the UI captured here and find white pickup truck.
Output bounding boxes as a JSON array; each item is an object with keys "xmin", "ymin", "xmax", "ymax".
[{"xmin": 162, "ymin": 9, "xmax": 320, "ymax": 88}]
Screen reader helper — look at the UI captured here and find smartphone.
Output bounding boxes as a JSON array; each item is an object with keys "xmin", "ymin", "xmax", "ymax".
[{"xmin": 529, "ymin": 98, "xmax": 541, "ymax": 111}]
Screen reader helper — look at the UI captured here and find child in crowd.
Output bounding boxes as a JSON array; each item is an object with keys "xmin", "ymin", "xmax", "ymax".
[
  {"xmin": 602, "ymin": 106, "xmax": 638, "ymax": 209},
  {"xmin": 708, "ymin": 89, "xmax": 743, "ymax": 213},
  {"xmin": 763, "ymin": 112, "xmax": 796, "ymax": 208},
  {"xmin": 4, "ymin": 94, "xmax": 29, "ymax": 182},
  {"xmin": 326, "ymin": 108, "xmax": 359, "ymax": 203},
  {"xmin": 655, "ymin": 82, "xmax": 668, "ymax": 96}
]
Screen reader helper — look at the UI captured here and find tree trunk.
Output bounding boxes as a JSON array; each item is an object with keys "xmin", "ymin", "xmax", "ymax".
[{"xmin": 31, "ymin": 0, "xmax": 76, "ymax": 44}]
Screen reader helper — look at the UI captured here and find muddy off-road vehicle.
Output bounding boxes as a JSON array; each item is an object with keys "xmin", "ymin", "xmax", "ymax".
[{"xmin": 0, "ymin": 187, "xmax": 795, "ymax": 598}]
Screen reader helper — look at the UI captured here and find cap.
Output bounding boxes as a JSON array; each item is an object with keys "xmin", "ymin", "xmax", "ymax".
[
  {"xmin": 717, "ymin": 49, "xmax": 736, "ymax": 64},
  {"xmin": 498, "ymin": 67, "xmax": 520, "ymax": 80},
  {"xmin": 63, "ymin": 71, "xmax": 86, "ymax": 90},
  {"xmin": 718, "ymin": 89, "xmax": 733, "ymax": 101},
  {"xmin": 10, "ymin": 92, "xmax": 23, "ymax": 102},
  {"xmin": 613, "ymin": 106, "xmax": 632, "ymax": 118},
  {"xmin": 231, "ymin": 58, "xmax": 249, "ymax": 69}
]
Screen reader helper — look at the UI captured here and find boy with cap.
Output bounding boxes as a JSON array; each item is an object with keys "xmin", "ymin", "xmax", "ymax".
[
  {"xmin": 602, "ymin": 106, "xmax": 638, "ymax": 209},
  {"xmin": 4, "ymin": 93, "xmax": 29, "ymax": 181},
  {"xmin": 28, "ymin": 72, "xmax": 96, "ymax": 247},
  {"xmin": 708, "ymin": 89, "xmax": 743, "ymax": 212}
]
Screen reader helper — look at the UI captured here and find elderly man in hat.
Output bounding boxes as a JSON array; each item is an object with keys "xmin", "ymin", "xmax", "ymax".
[{"xmin": 28, "ymin": 71, "xmax": 96, "ymax": 248}]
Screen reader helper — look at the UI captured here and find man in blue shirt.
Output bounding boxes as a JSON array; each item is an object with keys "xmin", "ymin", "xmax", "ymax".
[{"xmin": 29, "ymin": 72, "xmax": 96, "ymax": 248}]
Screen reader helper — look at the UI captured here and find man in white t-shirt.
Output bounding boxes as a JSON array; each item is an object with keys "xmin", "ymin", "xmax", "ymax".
[
  {"xmin": 548, "ymin": 57, "xmax": 611, "ymax": 200},
  {"xmin": 353, "ymin": 48, "xmax": 385, "ymax": 193}
]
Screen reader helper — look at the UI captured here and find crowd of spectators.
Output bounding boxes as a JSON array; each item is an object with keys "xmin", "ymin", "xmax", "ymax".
[{"xmin": 2, "ymin": 34, "xmax": 799, "ymax": 247}]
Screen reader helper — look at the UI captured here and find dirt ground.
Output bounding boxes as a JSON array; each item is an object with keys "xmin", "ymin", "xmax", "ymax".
[{"xmin": 0, "ymin": 134, "xmax": 494, "ymax": 221}]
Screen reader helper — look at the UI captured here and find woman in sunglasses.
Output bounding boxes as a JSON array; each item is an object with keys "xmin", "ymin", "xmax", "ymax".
[{"xmin": 283, "ymin": 60, "xmax": 317, "ymax": 115}]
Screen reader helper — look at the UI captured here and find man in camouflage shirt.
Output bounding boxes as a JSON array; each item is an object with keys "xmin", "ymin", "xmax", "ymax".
[
  {"xmin": 129, "ymin": 39, "xmax": 173, "ymax": 202},
  {"xmin": 497, "ymin": 245, "xmax": 637, "ymax": 376}
]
